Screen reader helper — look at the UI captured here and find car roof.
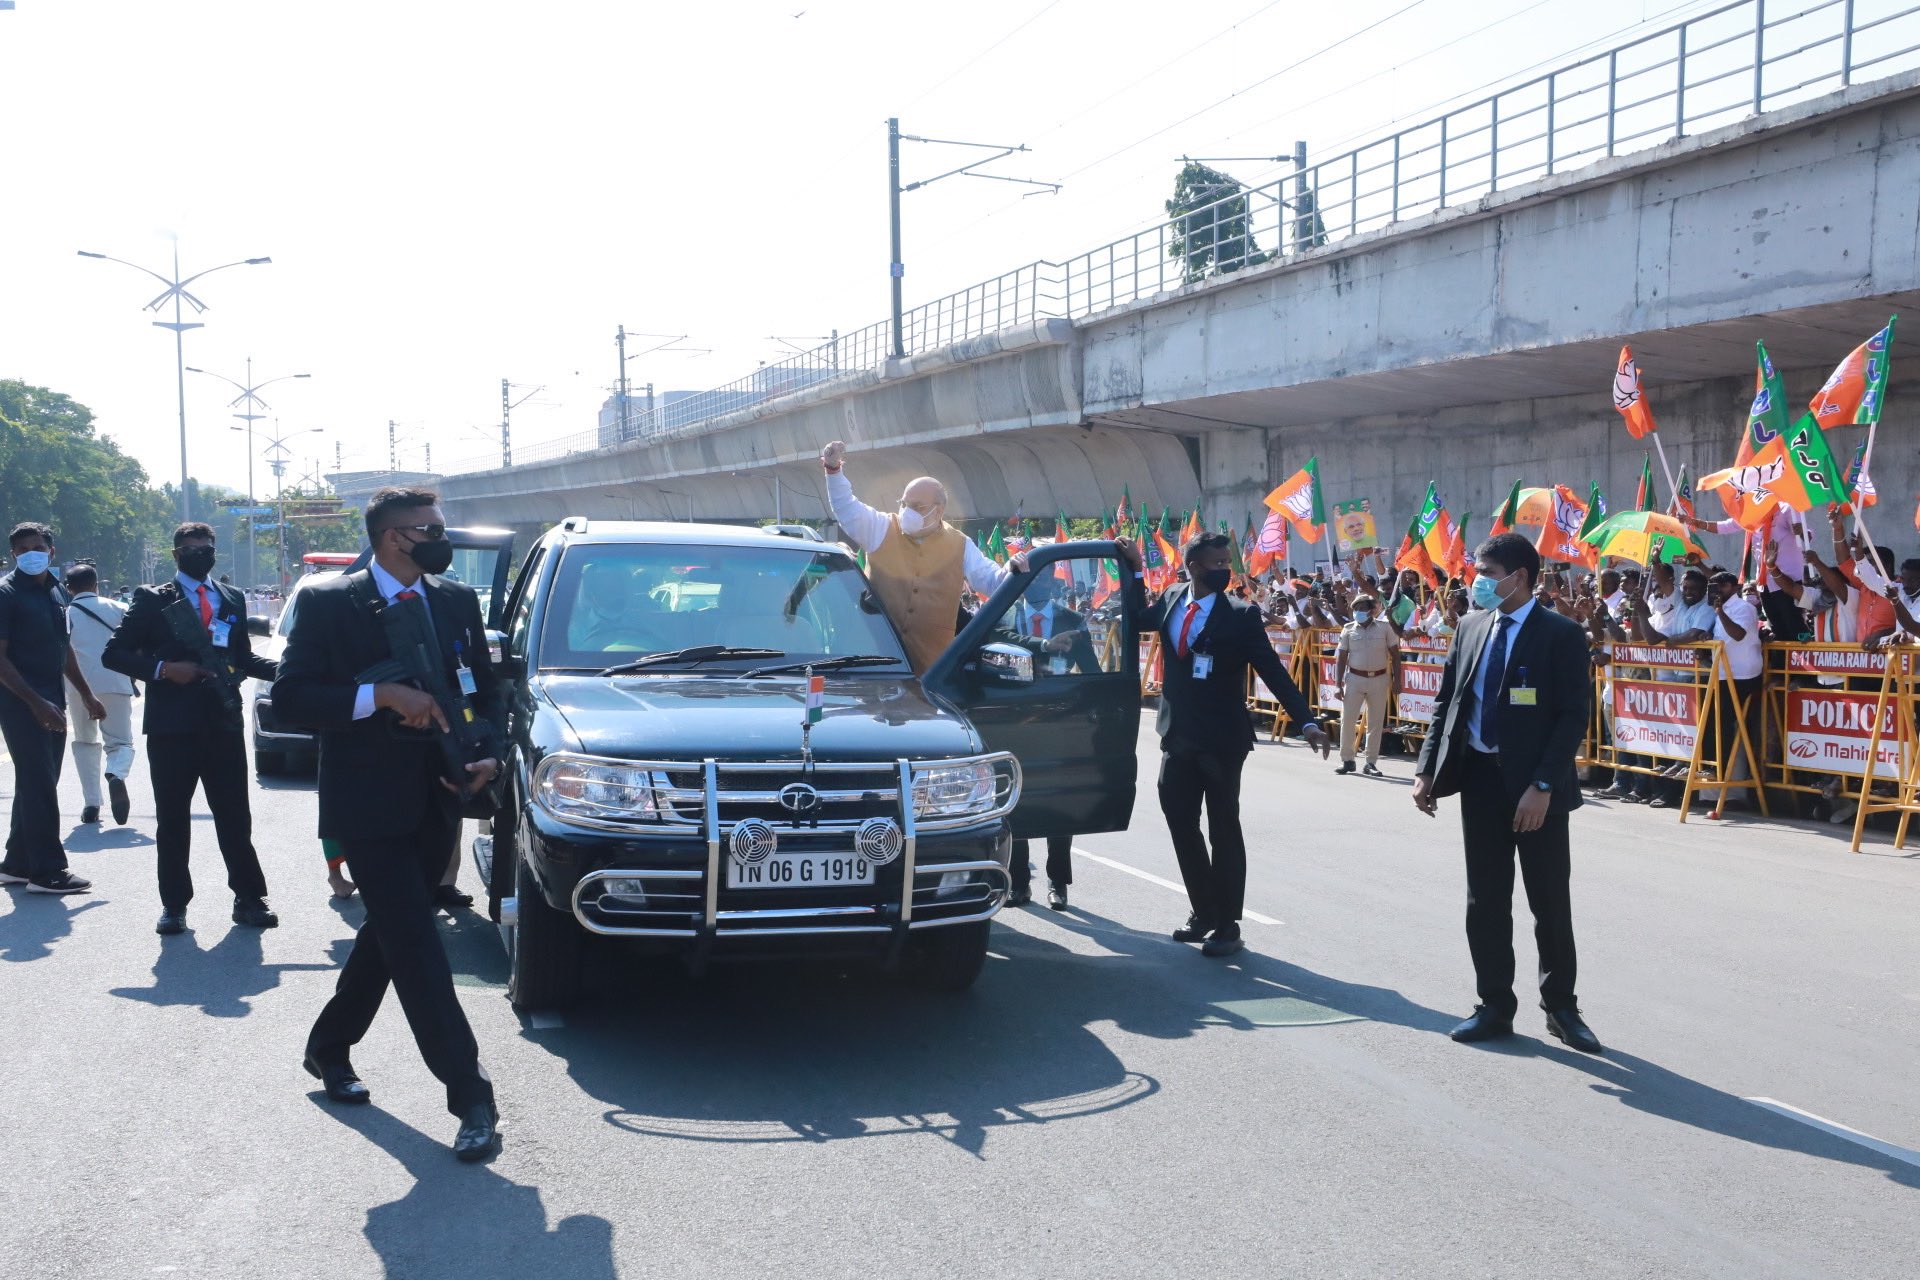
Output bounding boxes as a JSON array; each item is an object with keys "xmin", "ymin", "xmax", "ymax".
[{"xmin": 547, "ymin": 519, "xmax": 855, "ymax": 558}]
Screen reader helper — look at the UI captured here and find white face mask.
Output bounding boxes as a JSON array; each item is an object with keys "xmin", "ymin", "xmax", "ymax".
[{"xmin": 897, "ymin": 506, "xmax": 935, "ymax": 537}]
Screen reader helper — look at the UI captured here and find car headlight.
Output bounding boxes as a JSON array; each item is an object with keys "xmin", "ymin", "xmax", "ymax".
[
  {"xmin": 535, "ymin": 756, "xmax": 665, "ymax": 823},
  {"xmin": 911, "ymin": 761, "xmax": 996, "ymax": 819}
]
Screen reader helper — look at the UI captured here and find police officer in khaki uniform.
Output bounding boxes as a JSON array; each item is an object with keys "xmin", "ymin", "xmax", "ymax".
[
  {"xmin": 1334, "ymin": 593, "xmax": 1400, "ymax": 777},
  {"xmin": 821, "ymin": 440, "xmax": 1010, "ymax": 672}
]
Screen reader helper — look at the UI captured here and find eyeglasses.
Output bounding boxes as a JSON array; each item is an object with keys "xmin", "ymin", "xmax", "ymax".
[{"xmin": 386, "ymin": 523, "xmax": 446, "ymax": 540}]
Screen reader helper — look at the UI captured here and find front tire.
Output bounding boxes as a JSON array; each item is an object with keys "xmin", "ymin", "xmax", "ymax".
[
  {"xmin": 914, "ymin": 920, "xmax": 990, "ymax": 991},
  {"xmin": 507, "ymin": 852, "xmax": 582, "ymax": 1011}
]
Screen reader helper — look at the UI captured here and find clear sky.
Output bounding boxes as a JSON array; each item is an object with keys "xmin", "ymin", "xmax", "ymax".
[{"xmin": 1, "ymin": 0, "xmax": 1713, "ymax": 496}]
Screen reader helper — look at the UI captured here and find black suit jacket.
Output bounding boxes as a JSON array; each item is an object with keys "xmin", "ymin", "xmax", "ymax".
[
  {"xmin": 1414, "ymin": 604, "xmax": 1589, "ymax": 813},
  {"xmin": 103, "ymin": 580, "xmax": 277, "ymax": 735},
  {"xmin": 1000, "ymin": 602, "xmax": 1102, "ymax": 676},
  {"xmin": 1124, "ymin": 575, "xmax": 1313, "ymax": 754},
  {"xmin": 271, "ymin": 570, "xmax": 506, "ymax": 843}
]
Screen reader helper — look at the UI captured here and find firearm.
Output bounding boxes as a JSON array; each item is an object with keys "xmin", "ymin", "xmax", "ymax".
[
  {"xmin": 354, "ymin": 595, "xmax": 492, "ymax": 800},
  {"xmin": 161, "ymin": 596, "xmax": 244, "ymax": 716}
]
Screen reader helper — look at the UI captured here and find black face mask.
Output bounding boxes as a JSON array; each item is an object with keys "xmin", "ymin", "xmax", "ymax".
[
  {"xmin": 176, "ymin": 546, "xmax": 217, "ymax": 580},
  {"xmin": 1196, "ymin": 567, "xmax": 1233, "ymax": 593},
  {"xmin": 405, "ymin": 535, "xmax": 455, "ymax": 576}
]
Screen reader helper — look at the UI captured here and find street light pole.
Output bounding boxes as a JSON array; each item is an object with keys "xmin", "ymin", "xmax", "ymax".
[
  {"xmin": 188, "ymin": 359, "xmax": 311, "ymax": 588},
  {"xmin": 76, "ymin": 245, "xmax": 272, "ymax": 522}
]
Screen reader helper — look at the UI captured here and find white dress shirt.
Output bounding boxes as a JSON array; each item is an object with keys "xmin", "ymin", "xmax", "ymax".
[
  {"xmin": 1465, "ymin": 597, "xmax": 1535, "ymax": 753},
  {"xmin": 826, "ymin": 468, "xmax": 1008, "ymax": 598},
  {"xmin": 1711, "ymin": 594, "xmax": 1764, "ymax": 680}
]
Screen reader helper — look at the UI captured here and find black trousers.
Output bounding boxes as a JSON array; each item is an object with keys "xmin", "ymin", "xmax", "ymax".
[
  {"xmin": 308, "ymin": 800, "xmax": 492, "ymax": 1117},
  {"xmin": 0, "ymin": 699, "xmax": 69, "ymax": 880},
  {"xmin": 1010, "ymin": 836, "xmax": 1073, "ymax": 893},
  {"xmin": 1158, "ymin": 747, "xmax": 1249, "ymax": 926},
  {"xmin": 149, "ymin": 728, "xmax": 268, "ymax": 910},
  {"xmin": 1459, "ymin": 749, "xmax": 1577, "ymax": 1018}
]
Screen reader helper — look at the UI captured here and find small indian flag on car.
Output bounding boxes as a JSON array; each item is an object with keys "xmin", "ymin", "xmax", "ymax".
[{"xmin": 805, "ymin": 670, "xmax": 825, "ymax": 725}]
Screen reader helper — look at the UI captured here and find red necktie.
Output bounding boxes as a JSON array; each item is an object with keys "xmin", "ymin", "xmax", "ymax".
[
  {"xmin": 1030, "ymin": 609, "xmax": 1044, "ymax": 639},
  {"xmin": 396, "ymin": 589, "xmax": 419, "ymax": 602},
  {"xmin": 197, "ymin": 585, "xmax": 213, "ymax": 630},
  {"xmin": 1177, "ymin": 601, "xmax": 1200, "ymax": 656}
]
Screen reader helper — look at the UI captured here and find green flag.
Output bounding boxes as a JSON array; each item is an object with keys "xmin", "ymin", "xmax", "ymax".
[
  {"xmin": 1779, "ymin": 412, "xmax": 1849, "ymax": 508},
  {"xmin": 985, "ymin": 524, "xmax": 1006, "ymax": 563},
  {"xmin": 1491, "ymin": 478, "xmax": 1523, "ymax": 534},
  {"xmin": 1749, "ymin": 341, "xmax": 1791, "ymax": 451},
  {"xmin": 1576, "ymin": 482, "xmax": 1606, "ymax": 544}
]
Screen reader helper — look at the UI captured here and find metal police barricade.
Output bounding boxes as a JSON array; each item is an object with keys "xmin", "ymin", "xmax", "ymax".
[
  {"xmin": 1759, "ymin": 643, "xmax": 1902, "ymax": 828},
  {"xmin": 1387, "ymin": 630, "xmax": 1449, "ymax": 747},
  {"xmin": 1846, "ymin": 647, "xmax": 1918, "ymax": 852},
  {"xmin": 1245, "ymin": 622, "xmax": 1305, "ymax": 740},
  {"xmin": 1589, "ymin": 640, "xmax": 1766, "ymax": 822},
  {"xmin": 1306, "ymin": 628, "xmax": 1344, "ymax": 724}
]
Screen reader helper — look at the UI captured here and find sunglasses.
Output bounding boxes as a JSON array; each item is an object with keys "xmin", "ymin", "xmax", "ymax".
[{"xmin": 386, "ymin": 523, "xmax": 447, "ymax": 540}]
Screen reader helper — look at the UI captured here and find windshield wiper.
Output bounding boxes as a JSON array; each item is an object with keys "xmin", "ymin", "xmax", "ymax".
[
  {"xmin": 741, "ymin": 654, "xmax": 901, "ymax": 678},
  {"xmin": 598, "ymin": 646, "xmax": 784, "ymax": 676}
]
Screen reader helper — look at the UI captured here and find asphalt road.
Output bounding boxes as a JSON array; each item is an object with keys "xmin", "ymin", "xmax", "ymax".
[{"xmin": 2, "ymin": 724, "xmax": 1916, "ymax": 1279}]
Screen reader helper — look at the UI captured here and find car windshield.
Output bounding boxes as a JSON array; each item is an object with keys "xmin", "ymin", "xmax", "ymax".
[{"xmin": 537, "ymin": 543, "xmax": 911, "ymax": 672}]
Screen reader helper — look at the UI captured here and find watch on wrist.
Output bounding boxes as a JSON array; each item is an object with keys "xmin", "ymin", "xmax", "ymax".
[{"xmin": 1531, "ymin": 780, "xmax": 1552, "ymax": 793}]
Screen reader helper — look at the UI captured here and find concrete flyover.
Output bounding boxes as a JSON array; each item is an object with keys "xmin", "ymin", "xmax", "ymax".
[{"xmin": 425, "ymin": 69, "xmax": 1920, "ymax": 551}]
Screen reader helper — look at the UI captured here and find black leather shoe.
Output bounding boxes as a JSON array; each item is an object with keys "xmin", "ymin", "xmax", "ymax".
[
  {"xmin": 1334, "ymin": 760, "xmax": 1356, "ymax": 775},
  {"xmin": 304, "ymin": 1054, "xmax": 370, "ymax": 1105},
  {"xmin": 1046, "ymin": 884, "xmax": 1068, "ymax": 911},
  {"xmin": 232, "ymin": 898, "xmax": 280, "ymax": 929},
  {"xmin": 1201, "ymin": 924, "xmax": 1244, "ymax": 957},
  {"xmin": 453, "ymin": 1105, "xmax": 501, "ymax": 1162},
  {"xmin": 80, "ymin": 806, "xmax": 101, "ymax": 825},
  {"xmin": 108, "ymin": 775, "xmax": 131, "ymax": 826},
  {"xmin": 432, "ymin": 884, "xmax": 475, "ymax": 909},
  {"xmin": 1172, "ymin": 914, "xmax": 1214, "ymax": 943},
  {"xmin": 1006, "ymin": 886, "xmax": 1032, "ymax": 907},
  {"xmin": 1449, "ymin": 1006, "xmax": 1515, "ymax": 1043},
  {"xmin": 155, "ymin": 910, "xmax": 188, "ymax": 936},
  {"xmin": 1545, "ymin": 1006, "xmax": 1603, "ymax": 1054}
]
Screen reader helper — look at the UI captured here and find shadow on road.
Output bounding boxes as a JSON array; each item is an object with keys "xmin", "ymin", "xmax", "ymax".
[
  {"xmin": 513, "ymin": 905, "xmax": 1449, "ymax": 1157},
  {"xmin": 318, "ymin": 1103, "xmax": 618, "ymax": 1280},
  {"xmin": 109, "ymin": 925, "xmax": 333, "ymax": 1017},
  {"xmin": 1508, "ymin": 1038, "xmax": 1920, "ymax": 1190},
  {"xmin": 0, "ymin": 892, "xmax": 105, "ymax": 962},
  {"xmin": 63, "ymin": 824, "xmax": 154, "ymax": 852}
]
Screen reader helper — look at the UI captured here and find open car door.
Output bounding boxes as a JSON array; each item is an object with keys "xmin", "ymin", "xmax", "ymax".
[{"xmin": 922, "ymin": 540, "xmax": 1139, "ymax": 838}]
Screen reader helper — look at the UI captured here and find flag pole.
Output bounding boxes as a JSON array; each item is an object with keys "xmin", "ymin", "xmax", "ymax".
[
  {"xmin": 1649, "ymin": 434, "xmax": 1680, "ymax": 506},
  {"xmin": 1851, "ymin": 314, "xmax": 1897, "ymax": 540}
]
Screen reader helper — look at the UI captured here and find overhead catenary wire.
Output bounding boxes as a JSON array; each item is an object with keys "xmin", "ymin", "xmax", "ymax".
[{"xmin": 900, "ymin": 0, "xmax": 1069, "ymax": 111}]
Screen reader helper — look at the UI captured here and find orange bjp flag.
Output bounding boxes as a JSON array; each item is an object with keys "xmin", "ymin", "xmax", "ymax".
[
  {"xmin": 1263, "ymin": 458, "xmax": 1327, "ymax": 544},
  {"xmin": 1612, "ymin": 346, "xmax": 1658, "ymax": 439}
]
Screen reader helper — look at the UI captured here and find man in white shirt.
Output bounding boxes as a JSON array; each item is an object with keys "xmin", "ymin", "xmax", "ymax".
[
  {"xmin": 61, "ymin": 564, "xmax": 136, "ymax": 825},
  {"xmin": 821, "ymin": 440, "xmax": 1010, "ymax": 672},
  {"xmin": 1708, "ymin": 572, "xmax": 1764, "ymax": 806}
]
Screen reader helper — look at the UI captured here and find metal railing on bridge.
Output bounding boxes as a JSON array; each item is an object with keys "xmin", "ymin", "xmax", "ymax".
[{"xmin": 447, "ymin": 0, "xmax": 1920, "ymax": 476}]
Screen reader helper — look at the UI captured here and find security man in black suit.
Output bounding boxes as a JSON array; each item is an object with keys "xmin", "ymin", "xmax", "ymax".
[
  {"xmin": 273, "ymin": 487, "xmax": 505, "ymax": 1161},
  {"xmin": 999, "ymin": 572, "xmax": 1103, "ymax": 910},
  {"xmin": 104, "ymin": 522, "xmax": 279, "ymax": 933},
  {"xmin": 1118, "ymin": 531, "xmax": 1331, "ymax": 956},
  {"xmin": 1412, "ymin": 532, "xmax": 1601, "ymax": 1054}
]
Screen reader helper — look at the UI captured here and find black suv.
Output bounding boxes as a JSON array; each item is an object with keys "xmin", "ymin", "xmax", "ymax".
[{"xmin": 478, "ymin": 519, "xmax": 1142, "ymax": 1007}]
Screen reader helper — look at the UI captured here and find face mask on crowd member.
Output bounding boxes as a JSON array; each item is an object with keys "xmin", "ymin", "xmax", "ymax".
[
  {"xmin": 1352, "ymin": 595, "xmax": 1377, "ymax": 623},
  {"xmin": 896, "ymin": 478, "xmax": 946, "ymax": 539},
  {"xmin": 13, "ymin": 548, "xmax": 52, "ymax": 577}
]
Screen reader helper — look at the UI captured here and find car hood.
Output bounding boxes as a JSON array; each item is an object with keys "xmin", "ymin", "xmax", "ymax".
[{"xmin": 535, "ymin": 673, "xmax": 982, "ymax": 762}]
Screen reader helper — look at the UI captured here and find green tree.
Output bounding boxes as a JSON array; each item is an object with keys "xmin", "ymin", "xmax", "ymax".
[
  {"xmin": 1165, "ymin": 162, "xmax": 1270, "ymax": 284},
  {"xmin": 0, "ymin": 380, "xmax": 168, "ymax": 587}
]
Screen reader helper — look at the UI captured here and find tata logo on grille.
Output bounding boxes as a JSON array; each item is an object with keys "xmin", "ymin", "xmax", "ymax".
[{"xmin": 778, "ymin": 783, "xmax": 823, "ymax": 815}]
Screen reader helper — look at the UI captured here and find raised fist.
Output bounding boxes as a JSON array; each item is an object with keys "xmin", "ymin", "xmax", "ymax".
[{"xmin": 821, "ymin": 440, "xmax": 847, "ymax": 470}]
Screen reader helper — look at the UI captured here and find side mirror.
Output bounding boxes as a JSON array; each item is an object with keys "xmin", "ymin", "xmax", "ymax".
[
  {"xmin": 246, "ymin": 614, "xmax": 272, "ymax": 638},
  {"xmin": 977, "ymin": 641, "xmax": 1034, "ymax": 686},
  {"xmin": 485, "ymin": 628, "xmax": 507, "ymax": 666}
]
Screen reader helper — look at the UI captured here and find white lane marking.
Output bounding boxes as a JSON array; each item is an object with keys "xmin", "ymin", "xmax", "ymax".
[
  {"xmin": 1071, "ymin": 847, "xmax": 1281, "ymax": 926},
  {"xmin": 528, "ymin": 1012, "xmax": 565, "ymax": 1029},
  {"xmin": 1744, "ymin": 1097, "xmax": 1920, "ymax": 1170}
]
